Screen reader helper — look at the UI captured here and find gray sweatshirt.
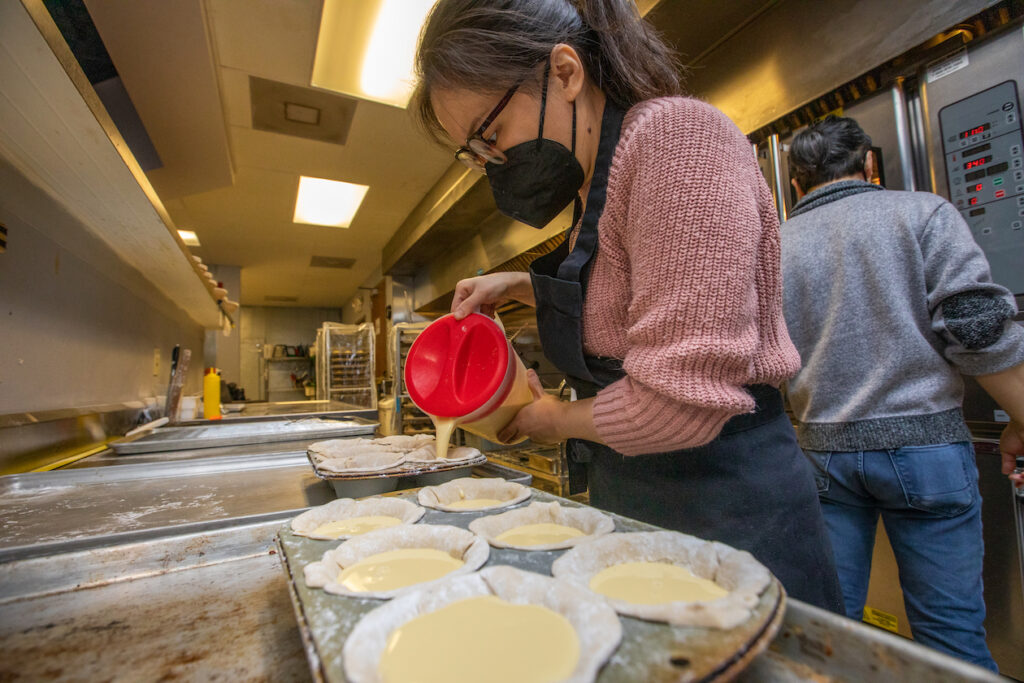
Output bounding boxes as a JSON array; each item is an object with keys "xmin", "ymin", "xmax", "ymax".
[{"xmin": 781, "ymin": 180, "xmax": 1024, "ymax": 451}]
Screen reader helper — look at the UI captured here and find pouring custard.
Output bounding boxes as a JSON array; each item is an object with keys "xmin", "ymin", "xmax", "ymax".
[{"xmin": 405, "ymin": 314, "xmax": 533, "ymax": 459}]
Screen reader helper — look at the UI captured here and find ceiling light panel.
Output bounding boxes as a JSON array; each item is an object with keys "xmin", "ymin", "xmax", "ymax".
[
  {"xmin": 178, "ymin": 229, "xmax": 200, "ymax": 246},
  {"xmin": 294, "ymin": 176, "xmax": 369, "ymax": 228},
  {"xmin": 311, "ymin": 0, "xmax": 435, "ymax": 108}
]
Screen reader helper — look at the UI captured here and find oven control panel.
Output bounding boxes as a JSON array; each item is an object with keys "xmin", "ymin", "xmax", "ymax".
[{"xmin": 940, "ymin": 80, "xmax": 1023, "ymax": 294}]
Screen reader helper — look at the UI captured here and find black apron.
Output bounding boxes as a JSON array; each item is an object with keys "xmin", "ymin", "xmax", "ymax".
[{"xmin": 528, "ymin": 102, "xmax": 843, "ymax": 612}]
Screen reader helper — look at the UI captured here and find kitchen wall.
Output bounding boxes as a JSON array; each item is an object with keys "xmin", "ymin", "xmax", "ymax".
[
  {"xmin": 238, "ymin": 305, "xmax": 342, "ymax": 400},
  {"xmin": 341, "ymin": 288, "xmax": 373, "ymax": 325},
  {"xmin": 0, "ymin": 155, "xmax": 206, "ymax": 415},
  {"xmin": 240, "ymin": 306, "xmax": 342, "ymax": 347}
]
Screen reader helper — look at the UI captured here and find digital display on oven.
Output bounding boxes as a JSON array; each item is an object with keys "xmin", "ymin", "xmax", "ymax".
[
  {"xmin": 959, "ymin": 123, "xmax": 991, "ymax": 139},
  {"xmin": 964, "ymin": 155, "xmax": 992, "ymax": 170}
]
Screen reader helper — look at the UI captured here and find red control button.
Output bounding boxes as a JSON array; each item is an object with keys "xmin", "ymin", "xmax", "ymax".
[{"xmin": 994, "ymin": 190, "xmax": 1006, "ymax": 199}]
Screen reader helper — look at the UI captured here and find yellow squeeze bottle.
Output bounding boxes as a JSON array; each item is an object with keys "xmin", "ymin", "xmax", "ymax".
[{"xmin": 203, "ymin": 367, "xmax": 222, "ymax": 420}]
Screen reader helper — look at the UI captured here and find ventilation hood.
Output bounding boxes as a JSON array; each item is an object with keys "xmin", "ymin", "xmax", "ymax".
[{"xmin": 380, "ymin": 0, "xmax": 995, "ymax": 314}]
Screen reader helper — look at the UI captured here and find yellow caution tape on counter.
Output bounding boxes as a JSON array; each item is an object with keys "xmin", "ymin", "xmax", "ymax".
[{"xmin": 30, "ymin": 443, "xmax": 110, "ymax": 473}]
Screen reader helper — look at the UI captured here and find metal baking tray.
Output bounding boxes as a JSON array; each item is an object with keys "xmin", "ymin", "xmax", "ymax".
[
  {"xmin": 109, "ymin": 416, "xmax": 377, "ymax": 454},
  {"xmin": 276, "ymin": 489, "xmax": 786, "ymax": 683},
  {"xmin": 277, "ymin": 489, "xmax": 1003, "ymax": 683}
]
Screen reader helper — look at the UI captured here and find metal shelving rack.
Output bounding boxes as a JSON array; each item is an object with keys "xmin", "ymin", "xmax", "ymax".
[
  {"xmin": 314, "ymin": 322, "xmax": 376, "ymax": 409},
  {"xmin": 387, "ymin": 321, "xmax": 432, "ymax": 435},
  {"xmin": 263, "ymin": 356, "xmax": 313, "ymax": 402}
]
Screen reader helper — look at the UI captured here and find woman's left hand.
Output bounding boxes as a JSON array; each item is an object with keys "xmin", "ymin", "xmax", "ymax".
[{"xmin": 498, "ymin": 370, "xmax": 566, "ymax": 444}]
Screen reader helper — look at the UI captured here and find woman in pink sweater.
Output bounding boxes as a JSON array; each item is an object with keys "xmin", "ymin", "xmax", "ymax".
[{"xmin": 413, "ymin": 0, "xmax": 841, "ymax": 610}]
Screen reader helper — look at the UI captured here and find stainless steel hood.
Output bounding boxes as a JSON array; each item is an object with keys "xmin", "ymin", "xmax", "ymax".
[
  {"xmin": 382, "ymin": 164, "xmax": 491, "ymax": 278},
  {"xmin": 382, "ymin": 0, "xmax": 997, "ymax": 310}
]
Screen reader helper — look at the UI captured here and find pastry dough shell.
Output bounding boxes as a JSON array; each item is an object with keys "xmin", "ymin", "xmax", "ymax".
[
  {"xmin": 468, "ymin": 501, "xmax": 615, "ymax": 551},
  {"xmin": 371, "ymin": 434, "xmax": 436, "ymax": 450},
  {"xmin": 342, "ymin": 565, "xmax": 622, "ymax": 683},
  {"xmin": 417, "ymin": 477, "xmax": 531, "ymax": 512},
  {"xmin": 290, "ymin": 497, "xmax": 425, "ymax": 540},
  {"xmin": 308, "ymin": 438, "xmax": 397, "ymax": 462},
  {"xmin": 303, "ymin": 524, "xmax": 489, "ymax": 599},
  {"xmin": 309, "ymin": 435, "xmax": 434, "ymax": 459},
  {"xmin": 314, "ymin": 450, "xmax": 406, "ymax": 474},
  {"xmin": 551, "ymin": 531, "xmax": 771, "ymax": 629}
]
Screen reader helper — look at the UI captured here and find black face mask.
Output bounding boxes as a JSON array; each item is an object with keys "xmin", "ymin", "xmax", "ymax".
[{"xmin": 485, "ymin": 64, "xmax": 585, "ymax": 229}]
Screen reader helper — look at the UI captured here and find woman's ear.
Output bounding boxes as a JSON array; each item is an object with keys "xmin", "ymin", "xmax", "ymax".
[
  {"xmin": 549, "ymin": 43, "xmax": 585, "ymax": 101},
  {"xmin": 863, "ymin": 150, "xmax": 876, "ymax": 184}
]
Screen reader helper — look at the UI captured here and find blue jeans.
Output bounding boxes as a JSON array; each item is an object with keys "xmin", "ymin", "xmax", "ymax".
[{"xmin": 803, "ymin": 443, "xmax": 997, "ymax": 672}]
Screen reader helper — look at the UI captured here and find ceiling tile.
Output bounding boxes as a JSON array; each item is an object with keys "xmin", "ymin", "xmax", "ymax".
[{"xmin": 208, "ymin": 0, "xmax": 321, "ymax": 85}]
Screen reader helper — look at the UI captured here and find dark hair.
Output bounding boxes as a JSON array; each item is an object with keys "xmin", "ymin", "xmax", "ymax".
[
  {"xmin": 411, "ymin": 0, "xmax": 683, "ymax": 144},
  {"xmin": 789, "ymin": 115, "xmax": 872, "ymax": 190}
]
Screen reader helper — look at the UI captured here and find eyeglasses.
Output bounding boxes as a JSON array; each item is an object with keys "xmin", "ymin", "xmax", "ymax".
[{"xmin": 454, "ymin": 82, "xmax": 520, "ymax": 172}]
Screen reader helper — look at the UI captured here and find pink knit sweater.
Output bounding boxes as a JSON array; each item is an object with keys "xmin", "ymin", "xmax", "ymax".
[{"xmin": 578, "ymin": 97, "xmax": 800, "ymax": 456}]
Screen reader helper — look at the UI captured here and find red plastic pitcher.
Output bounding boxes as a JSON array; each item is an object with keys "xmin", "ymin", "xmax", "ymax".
[{"xmin": 404, "ymin": 313, "xmax": 531, "ymax": 444}]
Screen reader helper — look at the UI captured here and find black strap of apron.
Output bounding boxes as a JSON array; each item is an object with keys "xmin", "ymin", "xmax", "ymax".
[
  {"xmin": 527, "ymin": 100, "xmax": 626, "ymax": 385},
  {"xmin": 556, "ymin": 102, "xmax": 626, "ymax": 291}
]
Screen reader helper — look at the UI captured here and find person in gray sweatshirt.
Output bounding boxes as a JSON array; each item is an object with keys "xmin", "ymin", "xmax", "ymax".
[{"xmin": 781, "ymin": 115, "xmax": 1024, "ymax": 671}]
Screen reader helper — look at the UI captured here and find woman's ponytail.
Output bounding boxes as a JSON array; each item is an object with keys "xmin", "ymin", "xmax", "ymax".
[
  {"xmin": 571, "ymin": 0, "xmax": 683, "ymax": 108},
  {"xmin": 413, "ymin": 0, "xmax": 683, "ymax": 144}
]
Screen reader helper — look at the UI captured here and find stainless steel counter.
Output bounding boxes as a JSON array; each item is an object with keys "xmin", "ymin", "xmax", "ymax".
[
  {"xmin": 0, "ymin": 452, "xmax": 333, "ymax": 561},
  {"xmin": 0, "ymin": 516, "xmax": 309, "ymax": 682},
  {"xmin": 67, "ymin": 441, "xmax": 316, "ymax": 468},
  {"xmin": 175, "ymin": 400, "xmax": 378, "ymax": 426},
  {"xmin": 109, "ymin": 417, "xmax": 377, "ymax": 455},
  {"xmin": 0, "ymin": 449, "xmax": 1004, "ymax": 682}
]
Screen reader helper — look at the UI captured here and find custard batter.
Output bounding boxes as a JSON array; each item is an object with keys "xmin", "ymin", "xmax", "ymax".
[
  {"xmin": 311, "ymin": 515, "xmax": 402, "ymax": 539},
  {"xmin": 432, "ymin": 416, "xmax": 457, "ymax": 460},
  {"xmin": 495, "ymin": 523, "xmax": 585, "ymax": 547},
  {"xmin": 378, "ymin": 595, "xmax": 580, "ymax": 683},
  {"xmin": 337, "ymin": 548, "xmax": 464, "ymax": 592},
  {"xmin": 589, "ymin": 561, "xmax": 728, "ymax": 604}
]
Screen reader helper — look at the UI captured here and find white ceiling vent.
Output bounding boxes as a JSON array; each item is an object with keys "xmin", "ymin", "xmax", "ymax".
[
  {"xmin": 250, "ymin": 76, "xmax": 357, "ymax": 145},
  {"xmin": 310, "ymin": 255, "xmax": 356, "ymax": 269},
  {"xmin": 284, "ymin": 102, "xmax": 320, "ymax": 125}
]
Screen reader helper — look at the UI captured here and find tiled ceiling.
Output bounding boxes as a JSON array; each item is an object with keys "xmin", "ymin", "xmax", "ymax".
[
  {"xmin": 71, "ymin": 0, "xmax": 774, "ymax": 309},
  {"xmin": 82, "ymin": 0, "xmax": 453, "ymax": 308}
]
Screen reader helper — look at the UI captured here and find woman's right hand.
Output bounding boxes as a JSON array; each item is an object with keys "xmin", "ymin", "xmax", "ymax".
[{"xmin": 451, "ymin": 272, "xmax": 533, "ymax": 319}]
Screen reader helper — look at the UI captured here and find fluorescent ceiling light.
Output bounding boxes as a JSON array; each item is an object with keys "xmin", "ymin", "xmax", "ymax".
[
  {"xmin": 178, "ymin": 229, "xmax": 200, "ymax": 246},
  {"xmin": 311, "ymin": 0, "xmax": 435, "ymax": 108},
  {"xmin": 293, "ymin": 176, "xmax": 369, "ymax": 228},
  {"xmin": 360, "ymin": 0, "xmax": 434, "ymax": 106}
]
